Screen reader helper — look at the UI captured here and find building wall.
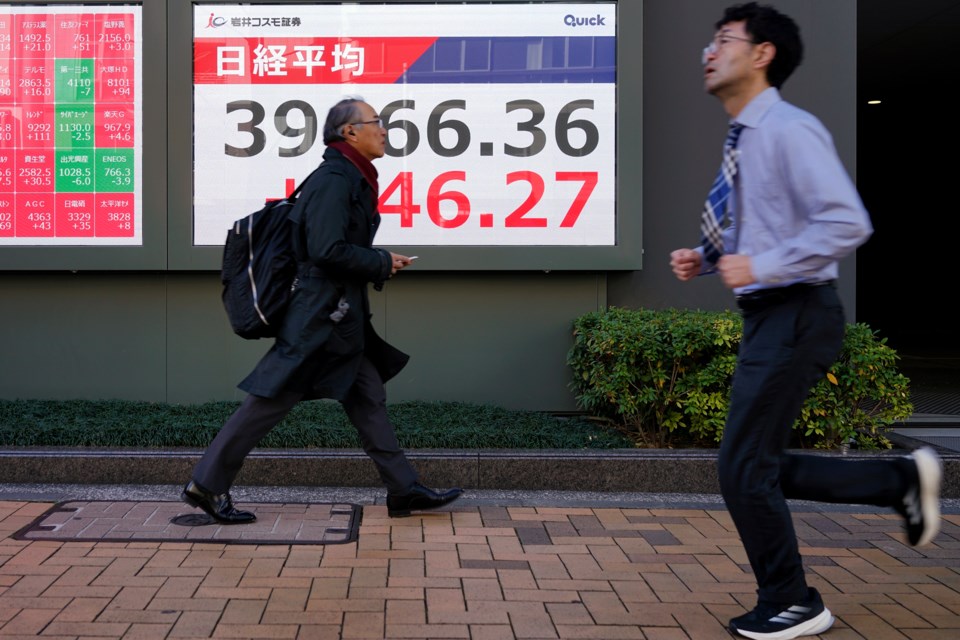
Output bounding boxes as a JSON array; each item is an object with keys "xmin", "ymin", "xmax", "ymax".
[
  {"xmin": 610, "ymin": 0, "xmax": 859, "ymax": 317},
  {"xmin": 0, "ymin": 1, "xmax": 859, "ymax": 412}
]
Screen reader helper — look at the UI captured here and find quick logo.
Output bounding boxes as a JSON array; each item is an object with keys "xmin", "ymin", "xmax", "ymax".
[{"xmin": 564, "ymin": 14, "xmax": 606, "ymax": 28}]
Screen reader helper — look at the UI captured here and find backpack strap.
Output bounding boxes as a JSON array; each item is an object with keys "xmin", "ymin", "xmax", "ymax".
[
  {"xmin": 288, "ymin": 165, "xmax": 322, "ymax": 201},
  {"xmin": 287, "ymin": 165, "xmax": 326, "ymax": 266}
]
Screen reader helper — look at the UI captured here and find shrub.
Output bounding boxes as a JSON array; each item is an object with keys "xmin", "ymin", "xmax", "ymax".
[
  {"xmin": 0, "ymin": 399, "xmax": 633, "ymax": 450},
  {"xmin": 567, "ymin": 307, "xmax": 913, "ymax": 449},
  {"xmin": 798, "ymin": 322, "xmax": 913, "ymax": 449}
]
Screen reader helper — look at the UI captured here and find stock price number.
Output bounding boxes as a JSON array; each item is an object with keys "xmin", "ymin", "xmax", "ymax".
[
  {"xmin": 223, "ymin": 99, "xmax": 599, "ymax": 159},
  {"xmin": 27, "ymin": 210, "xmax": 52, "ymax": 231},
  {"xmin": 68, "ymin": 211, "xmax": 92, "ymax": 231},
  {"xmin": 379, "ymin": 170, "xmax": 597, "ymax": 229}
]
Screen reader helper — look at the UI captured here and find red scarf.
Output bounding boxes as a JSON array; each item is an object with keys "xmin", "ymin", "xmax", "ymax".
[{"xmin": 328, "ymin": 141, "xmax": 379, "ymax": 206}]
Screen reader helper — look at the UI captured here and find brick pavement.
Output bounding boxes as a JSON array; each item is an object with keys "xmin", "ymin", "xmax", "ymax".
[{"xmin": 0, "ymin": 498, "xmax": 958, "ymax": 639}]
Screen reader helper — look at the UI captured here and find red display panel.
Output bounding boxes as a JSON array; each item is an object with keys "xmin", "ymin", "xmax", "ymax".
[{"xmin": 0, "ymin": 7, "xmax": 141, "ymax": 245}]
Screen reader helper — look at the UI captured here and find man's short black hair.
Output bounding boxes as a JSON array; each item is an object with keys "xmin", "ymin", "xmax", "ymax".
[{"xmin": 718, "ymin": 2, "xmax": 803, "ymax": 88}]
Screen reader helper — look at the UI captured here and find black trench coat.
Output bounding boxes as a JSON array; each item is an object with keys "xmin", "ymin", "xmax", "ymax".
[{"xmin": 238, "ymin": 146, "xmax": 409, "ymax": 401}]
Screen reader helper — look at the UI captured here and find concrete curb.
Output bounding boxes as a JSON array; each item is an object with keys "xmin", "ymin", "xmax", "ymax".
[{"xmin": 2, "ymin": 443, "xmax": 958, "ymax": 497}]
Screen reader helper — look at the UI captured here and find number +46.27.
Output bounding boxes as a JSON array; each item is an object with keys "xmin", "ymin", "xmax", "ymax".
[{"xmin": 379, "ymin": 170, "xmax": 598, "ymax": 229}]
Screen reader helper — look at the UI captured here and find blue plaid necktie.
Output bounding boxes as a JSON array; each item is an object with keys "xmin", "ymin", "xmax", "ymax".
[{"xmin": 700, "ymin": 123, "xmax": 745, "ymax": 268}]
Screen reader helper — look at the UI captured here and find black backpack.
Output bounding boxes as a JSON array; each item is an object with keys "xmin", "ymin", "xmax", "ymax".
[{"xmin": 220, "ymin": 170, "xmax": 316, "ymax": 339}]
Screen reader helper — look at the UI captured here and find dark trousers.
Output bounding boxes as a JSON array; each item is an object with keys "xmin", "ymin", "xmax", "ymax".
[
  {"xmin": 718, "ymin": 284, "xmax": 908, "ymax": 604},
  {"xmin": 192, "ymin": 356, "xmax": 419, "ymax": 495}
]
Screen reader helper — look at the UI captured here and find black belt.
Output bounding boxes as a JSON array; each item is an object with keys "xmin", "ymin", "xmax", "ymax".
[{"xmin": 735, "ymin": 280, "xmax": 836, "ymax": 311}]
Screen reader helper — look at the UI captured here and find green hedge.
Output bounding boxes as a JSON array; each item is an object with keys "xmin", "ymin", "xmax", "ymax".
[
  {"xmin": 1, "ymin": 310, "xmax": 913, "ymax": 452},
  {"xmin": 567, "ymin": 307, "xmax": 913, "ymax": 449},
  {"xmin": 0, "ymin": 399, "xmax": 632, "ymax": 449}
]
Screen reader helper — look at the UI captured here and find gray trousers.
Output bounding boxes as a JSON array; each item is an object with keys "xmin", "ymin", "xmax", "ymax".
[{"xmin": 192, "ymin": 356, "xmax": 419, "ymax": 495}]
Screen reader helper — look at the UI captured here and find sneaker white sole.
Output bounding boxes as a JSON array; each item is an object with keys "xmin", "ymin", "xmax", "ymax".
[
  {"xmin": 912, "ymin": 447, "xmax": 942, "ymax": 547},
  {"xmin": 735, "ymin": 608, "xmax": 834, "ymax": 640}
]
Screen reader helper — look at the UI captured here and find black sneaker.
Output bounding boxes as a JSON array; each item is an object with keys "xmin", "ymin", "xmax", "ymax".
[
  {"xmin": 729, "ymin": 587, "xmax": 834, "ymax": 639},
  {"xmin": 898, "ymin": 447, "xmax": 942, "ymax": 546}
]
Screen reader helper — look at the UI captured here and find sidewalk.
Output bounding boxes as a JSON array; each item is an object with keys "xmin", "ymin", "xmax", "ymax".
[{"xmin": 1, "ymin": 485, "xmax": 958, "ymax": 639}]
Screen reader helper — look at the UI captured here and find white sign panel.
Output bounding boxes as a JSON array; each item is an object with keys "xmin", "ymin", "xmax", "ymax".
[{"xmin": 193, "ymin": 3, "xmax": 616, "ymax": 246}]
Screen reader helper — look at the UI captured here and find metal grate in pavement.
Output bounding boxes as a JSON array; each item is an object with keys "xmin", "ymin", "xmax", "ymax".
[{"xmin": 12, "ymin": 500, "xmax": 361, "ymax": 544}]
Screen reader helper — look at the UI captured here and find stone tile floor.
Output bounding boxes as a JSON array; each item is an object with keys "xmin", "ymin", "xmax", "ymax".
[{"xmin": 1, "ymin": 487, "xmax": 959, "ymax": 639}]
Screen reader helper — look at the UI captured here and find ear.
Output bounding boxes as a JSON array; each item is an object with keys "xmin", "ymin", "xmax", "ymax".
[{"xmin": 754, "ymin": 41, "xmax": 775, "ymax": 70}]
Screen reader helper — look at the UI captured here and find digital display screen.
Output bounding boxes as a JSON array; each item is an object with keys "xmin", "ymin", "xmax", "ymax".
[
  {"xmin": 0, "ymin": 4, "xmax": 143, "ymax": 246},
  {"xmin": 192, "ymin": 3, "xmax": 616, "ymax": 247}
]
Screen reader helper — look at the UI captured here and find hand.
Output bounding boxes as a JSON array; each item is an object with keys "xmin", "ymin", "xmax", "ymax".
[
  {"xmin": 670, "ymin": 248, "xmax": 702, "ymax": 281},
  {"xmin": 717, "ymin": 254, "xmax": 756, "ymax": 289},
  {"xmin": 389, "ymin": 252, "xmax": 416, "ymax": 276}
]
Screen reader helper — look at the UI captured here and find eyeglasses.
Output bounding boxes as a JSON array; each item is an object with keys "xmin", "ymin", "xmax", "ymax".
[
  {"xmin": 350, "ymin": 118, "xmax": 383, "ymax": 128},
  {"xmin": 702, "ymin": 34, "xmax": 755, "ymax": 64}
]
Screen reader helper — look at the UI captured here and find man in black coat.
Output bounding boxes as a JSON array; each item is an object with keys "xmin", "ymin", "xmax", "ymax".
[{"xmin": 182, "ymin": 98, "xmax": 463, "ymax": 523}]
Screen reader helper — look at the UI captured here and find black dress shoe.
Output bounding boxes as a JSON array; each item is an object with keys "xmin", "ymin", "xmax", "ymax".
[
  {"xmin": 181, "ymin": 480, "xmax": 257, "ymax": 524},
  {"xmin": 387, "ymin": 483, "xmax": 464, "ymax": 518}
]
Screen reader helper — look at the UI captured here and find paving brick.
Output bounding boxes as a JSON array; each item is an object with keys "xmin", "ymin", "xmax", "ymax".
[
  {"xmin": 213, "ymin": 621, "xmax": 300, "ymax": 638},
  {"xmin": 264, "ymin": 586, "xmax": 310, "ymax": 612},
  {"xmin": 609, "ymin": 579, "xmax": 658, "ymax": 603},
  {"xmin": 305, "ymin": 597, "xmax": 384, "ymax": 613},
  {"xmin": 461, "ymin": 576, "xmax": 502, "ymax": 601},
  {"xmin": 495, "ymin": 568, "xmax": 537, "ymax": 590},
  {"xmin": 219, "ymin": 598, "xmax": 266, "ymax": 624},
  {"xmin": 6, "ymin": 543, "xmax": 59, "ymax": 567},
  {"xmin": 639, "ymin": 628, "xmax": 694, "ymax": 640},
  {"xmin": 349, "ymin": 586, "xmax": 424, "ymax": 602},
  {"xmin": 42, "ymin": 620, "xmax": 132, "ymax": 636},
  {"xmin": 0, "ymin": 607, "xmax": 60, "ymax": 635},
  {"xmin": 260, "ymin": 609, "xmax": 343, "ymax": 626},
  {"xmin": 517, "ymin": 526, "xmax": 552, "ymax": 546},
  {"xmin": 2, "ymin": 573, "xmax": 59, "ymax": 596},
  {"xmin": 350, "ymin": 565, "xmax": 388, "ymax": 588},
  {"xmin": 507, "ymin": 601, "xmax": 556, "ymax": 638},
  {"xmin": 389, "ymin": 577, "xmax": 461, "ymax": 590},
  {"xmin": 673, "ymin": 608, "xmax": 732, "ymax": 639},
  {"xmin": 545, "ymin": 602, "xmax": 592, "ymax": 625},
  {"xmin": 538, "ymin": 579, "xmax": 615, "ymax": 595},
  {"xmin": 51, "ymin": 595, "xmax": 109, "ymax": 622},
  {"xmin": 96, "ymin": 608, "xmax": 180, "ymax": 625},
  {"xmin": 163, "ymin": 609, "xmax": 218, "ymax": 638},
  {"xmin": 557, "ymin": 553, "xmax": 602, "ymax": 579},
  {"xmin": 456, "ymin": 543, "xmax": 495, "ymax": 561},
  {"xmin": 554, "ymin": 623, "xmax": 645, "ymax": 638},
  {"xmin": 386, "ymin": 597, "xmax": 425, "ymax": 625},
  {"xmin": 386, "ymin": 622, "xmax": 470, "ymax": 638},
  {"xmin": 468, "ymin": 624, "xmax": 516, "ymax": 640},
  {"xmin": 48, "ymin": 583, "xmax": 126, "ymax": 602},
  {"xmin": 425, "ymin": 587, "xmax": 465, "ymax": 615},
  {"xmin": 342, "ymin": 609, "xmax": 384, "ymax": 638},
  {"xmin": 840, "ymin": 613, "xmax": 911, "ymax": 638},
  {"xmin": 527, "ymin": 556, "xmax": 571, "ymax": 581},
  {"xmin": 460, "ymin": 559, "xmax": 530, "ymax": 573},
  {"xmin": 123, "ymin": 622, "xmax": 176, "ymax": 639},
  {"xmin": 1, "ymin": 499, "xmax": 959, "ymax": 639}
]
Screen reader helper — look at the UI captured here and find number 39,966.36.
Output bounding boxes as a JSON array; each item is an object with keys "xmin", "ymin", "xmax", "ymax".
[{"xmin": 224, "ymin": 98, "xmax": 600, "ymax": 159}]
